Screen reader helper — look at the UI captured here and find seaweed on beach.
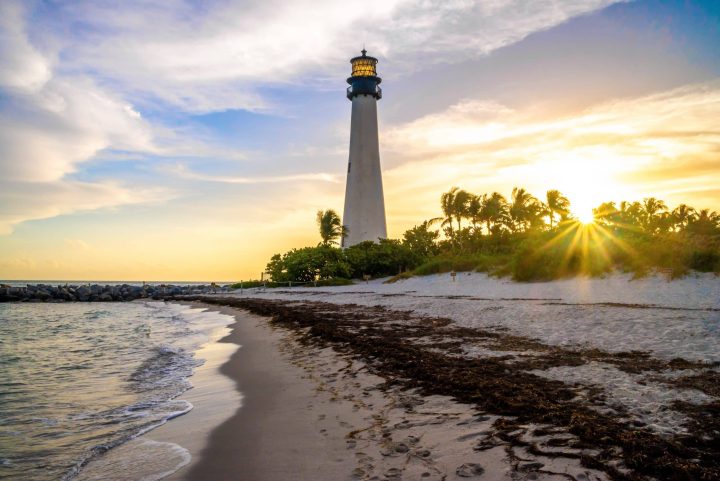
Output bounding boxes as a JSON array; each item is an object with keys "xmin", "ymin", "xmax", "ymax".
[
  {"xmin": 660, "ymin": 371, "xmax": 720, "ymax": 398},
  {"xmin": 175, "ymin": 295, "xmax": 719, "ymax": 481}
]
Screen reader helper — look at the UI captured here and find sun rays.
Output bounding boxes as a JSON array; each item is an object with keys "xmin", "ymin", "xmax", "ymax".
[{"xmin": 531, "ymin": 218, "xmax": 641, "ymax": 278}]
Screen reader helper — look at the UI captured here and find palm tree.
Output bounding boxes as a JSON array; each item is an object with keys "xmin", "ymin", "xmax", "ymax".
[
  {"xmin": 643, "ymin": 197, "xmax": 667, "ymax": 216},
  {"xmin": 435, "ymin": 187, "xmax": 471, "ymax": 237},
  {"xmin": 618, "ymin": 201, "xmax": 644, "ymax": 231},
  {"xmin": 671, "ymin": 204, "xmax": 697, "ymax": 231},
  {"xmin": 452, "ymin": 189, "xmax": 472, "ymax": 231},
  {"xmin": 687, "ymin": 209, "xmax": 720, "ymax": 235},
  {"xmin": 696, "ymin": 209, "xmax": 719, "ymax": 225},
  {"xmin": 593, "ymin": 201, "xmax": 618, "ymax": 226},
  {"xmin": 437, "ymin": 187, "xmax": 460, "ymax": 237},
  {"xmin": 641, "ymin": 197, "xmax": 668, "ymax": 233},
  {"xmin": 509, "ymin": 187, "xmax": 540, "ymax": 233},
  {"xmin": 481, "ymin": 192, "xmax": 509, "ymax": 235},
  {"xmin": 545, "ymin": 190, "xmax": 570, "ymax": 228},
  {"xmin": 316, "ymin": 210, "xmax": 343, "ymax": 246},
  {"xmin": 467, "ymin": 194, "xmax": 483, "ymax": 231}
]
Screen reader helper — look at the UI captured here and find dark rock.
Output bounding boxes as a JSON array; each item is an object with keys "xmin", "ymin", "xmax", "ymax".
[
  {"xmin": 0, "ymin": 282, "xmax": 228, "ymax": 303},
  {"xmin": 35, "ymin": 289, "xmax": 52, "ymax": 301},
  {"xmin": 76, "ymin": 286, "xmax": 90, "ymax": 301}
]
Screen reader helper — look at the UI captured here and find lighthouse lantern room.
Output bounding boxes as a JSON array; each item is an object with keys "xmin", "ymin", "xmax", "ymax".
[{"xmin": 346, "ymin": 49, "xmax": 382, "ymax": 100}]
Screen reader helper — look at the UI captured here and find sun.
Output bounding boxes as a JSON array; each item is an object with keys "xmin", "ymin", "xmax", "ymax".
[{"xmin": 575, "ymin": 206, "xmax": 595, "ymax": 224}]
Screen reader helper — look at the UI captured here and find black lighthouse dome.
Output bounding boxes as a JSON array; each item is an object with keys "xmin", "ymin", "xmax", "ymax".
[{"xmin": 347, "ymin": 49, "xmax": 382, "ymax": 100}]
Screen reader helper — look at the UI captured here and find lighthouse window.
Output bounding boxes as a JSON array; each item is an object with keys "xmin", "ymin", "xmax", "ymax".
[{"xmin": 351, "ymin": 59, "xmax": 377, "ymax": 77}]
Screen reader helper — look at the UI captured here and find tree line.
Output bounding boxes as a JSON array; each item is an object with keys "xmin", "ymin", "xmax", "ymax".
[
  {"xmin": 434, "ymin": 187, "xmax": 570, "ymax": 236},
  {"xmin": 431, "ymin": 187, "xmax": 719, "ymax": 238},
  {"xmin": 264, "ymin": 187, "xmax": 720, "ymax": 283}
]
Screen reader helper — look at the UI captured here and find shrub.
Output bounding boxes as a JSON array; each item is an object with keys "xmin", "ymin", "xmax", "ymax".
[
  {"xmin": 688, "ymin": 250, "xmax": 720, "ymax": 272},
  {"xmin": 511, "ymin": 228, "xmax": 614, "ymax": 281},
  {"xmin": 228, "ymin": 280, "xmax": 264, "ymax": 289},
  {"xmin": 310, "ymin": 278, "xmax": 354, "ymax": 287},
  {"xmin": 385, "ymin": 271, "xmax": 414, "ymax": 283},
  {"xmin": 411, "ymin": 253, "xmax": 507, "ymax": 276},
  {"xmin": 266, "ymin": 246, "xmax": 351, "ymax": 283},
  {"xmin": 345, "ymin": 239, "xmax": 417, "ymax": 278}
]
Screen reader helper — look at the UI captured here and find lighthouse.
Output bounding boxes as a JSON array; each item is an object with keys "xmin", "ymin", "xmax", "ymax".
[{"xmin": 341, "ymin": 49, "xmax": 387, "ymax": 247}]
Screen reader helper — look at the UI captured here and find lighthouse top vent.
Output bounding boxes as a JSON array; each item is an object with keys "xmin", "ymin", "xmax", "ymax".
[{"xmin": 350, "ymin": 49, "xmax": 378, "ymax": 77}]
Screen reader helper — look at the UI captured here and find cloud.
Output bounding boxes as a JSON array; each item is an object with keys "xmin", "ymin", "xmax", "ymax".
[
  {"xmin": 0, "ymin": 1, "xmax": 173, "ymax": 234},
  {"xmin": 64, "ymin": 238, "xmax": 91, "ymax": 251},
  {"xmin": 0, "ymin": 76, "xmax": 155, "ymax": 182},
  {"xmin": 0, "ymin": 2, "xmax": 52, "ymax": 92},
  {"xmin": 167, "ymin": 163, "xmax": 340, "ymax": 184},
  {"xmin": 0, "ymin": 1, "xmax": 156, "ymax": 183},
  {"xmin": 381, "ymin": 80, "xmax": 720, "ymax": 222},
  {"xmin": 40, "ymin": 0, "xmax": 623, "ymax": 113},
  {"xmin": 375, "ymin": 0, "xmax": 624, "ymax": 66},
  {"xmin": 0, "ymin": 179, "xmax": 170, "ymax": 235}
]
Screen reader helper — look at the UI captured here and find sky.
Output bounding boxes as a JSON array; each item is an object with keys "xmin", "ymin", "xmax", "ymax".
[{"xmin": 1, "ymin": 0, "xmax": 719, "ymax": 281}]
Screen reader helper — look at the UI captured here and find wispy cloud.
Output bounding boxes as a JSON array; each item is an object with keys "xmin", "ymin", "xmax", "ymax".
[
  {"xmin": 64, "ymin": 238, "xmax": 91, "ymax": 251},
  {"xmin": 0, "ymin": 1, "xmax": 169, "ymax": 233},
  {"xmin": 0, "ymin": 2, "xmax": 52, "ymax": 92},
  {"xmin": 382, "ymin": 81, "xmax": 720, "ymax": 224},
  {"xmin": 0, "ymin": 180, "xmax": 171, "ymax": 235},
  {"xmin": 42, "ymin": 0, "xmax": 623, "ymax": 112},
  {"xmin": 167, "ymin": 163, "xmax": 340, "ymax": 184}
]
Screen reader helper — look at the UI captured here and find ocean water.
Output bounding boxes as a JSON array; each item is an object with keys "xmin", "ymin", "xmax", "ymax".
[
  {"xmin": 0, "ymin": 281, "xmax": 218, "ymax": 287},
  {"xmin": 0, "ymin": 301, "xmax": 234, "ymax": 481}
]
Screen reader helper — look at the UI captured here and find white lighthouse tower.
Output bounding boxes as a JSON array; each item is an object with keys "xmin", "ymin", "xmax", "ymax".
[{"xmin": 341, "ymin": 49, "xmax": 387, "ymax": 247}]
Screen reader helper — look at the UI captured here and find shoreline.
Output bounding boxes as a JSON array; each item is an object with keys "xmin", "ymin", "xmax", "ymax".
[
  {"xmin": 72, "ymin": 302, "xmax": 240, "ymax": 481},
  {"xmin": 156, "ymin": 299, "xmax": 614, "ymax": 481},
  {"xmin": 142, "ymin": 303, "xmax": 242, "ymax": 480},
  {"xmin": 165, "ymin": 303, "xmax": 364, "ymax": 480},
  {"xmin": 39, "ymin": 273, "xmax": 719, "ymax": 481},
  {"xmin": 164, "ymin": 295, "xmax": 719, "ymax": 481}
]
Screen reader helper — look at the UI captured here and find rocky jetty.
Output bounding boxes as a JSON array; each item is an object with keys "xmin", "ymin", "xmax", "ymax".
[{"xmin": 0, "ymin": 283, "xmax": 231, "ymax": 303}]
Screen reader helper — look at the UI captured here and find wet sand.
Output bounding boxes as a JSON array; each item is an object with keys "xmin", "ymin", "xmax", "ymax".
[
  {"xmin": 168, "ymin": 304, "xmax": 356, "ymax": 480},
  {"xmin": 144, "ymin": 303, "xmax": 241, "ymax": 480}
]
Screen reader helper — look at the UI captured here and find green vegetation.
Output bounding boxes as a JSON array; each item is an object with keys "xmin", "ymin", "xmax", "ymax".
[
  {"xmin": 311, "ymin": 278, "xmax": 355, "ymax": 287},
  {"xmin": 228, "ymin": 280, "xmax": 264, "ymax": 289},
  {"xmin": 264, "ymin": 187, "xmax": 720, "ymax": 283},
  {"xmin": 316, "ymin": 209, "xmax": 345, "ymax": 246}
]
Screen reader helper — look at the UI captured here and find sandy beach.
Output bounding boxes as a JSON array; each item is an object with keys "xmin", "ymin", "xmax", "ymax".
[
  {"xmin": 149, "ymin": 272, "xmax": 719, "ymax": 481},
  {"xmin": 6, "ymin": 273, "xmax": 716, "ymax": 480},
  {"xmin": 157, "ymin": 301, "xmax": 611, "ymax": 481}
]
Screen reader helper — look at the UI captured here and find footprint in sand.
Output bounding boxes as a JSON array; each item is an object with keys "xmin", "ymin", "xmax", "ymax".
[
  {"xmin": 394, "ymin": 443, "xmax": 409, "ymax": 453},
  {"xmin": 415, "ymin": 449, "xmax": 431, "ymax": 458},
  {"xmin": 355, "ymin": 452, "xmax": 374, "ymax": 462},
  {"xmin": 456, "ymin": 463, "xmax": 485, "ymax": 477},
  {"xmin": 384, "ymin": 467, "xmax": 402, "ymax": 479}
]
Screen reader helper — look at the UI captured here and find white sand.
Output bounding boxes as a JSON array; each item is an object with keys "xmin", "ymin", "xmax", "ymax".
[{"xmin": 229, "ymin": 272, "xmax": 719, "ymax": 437}]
